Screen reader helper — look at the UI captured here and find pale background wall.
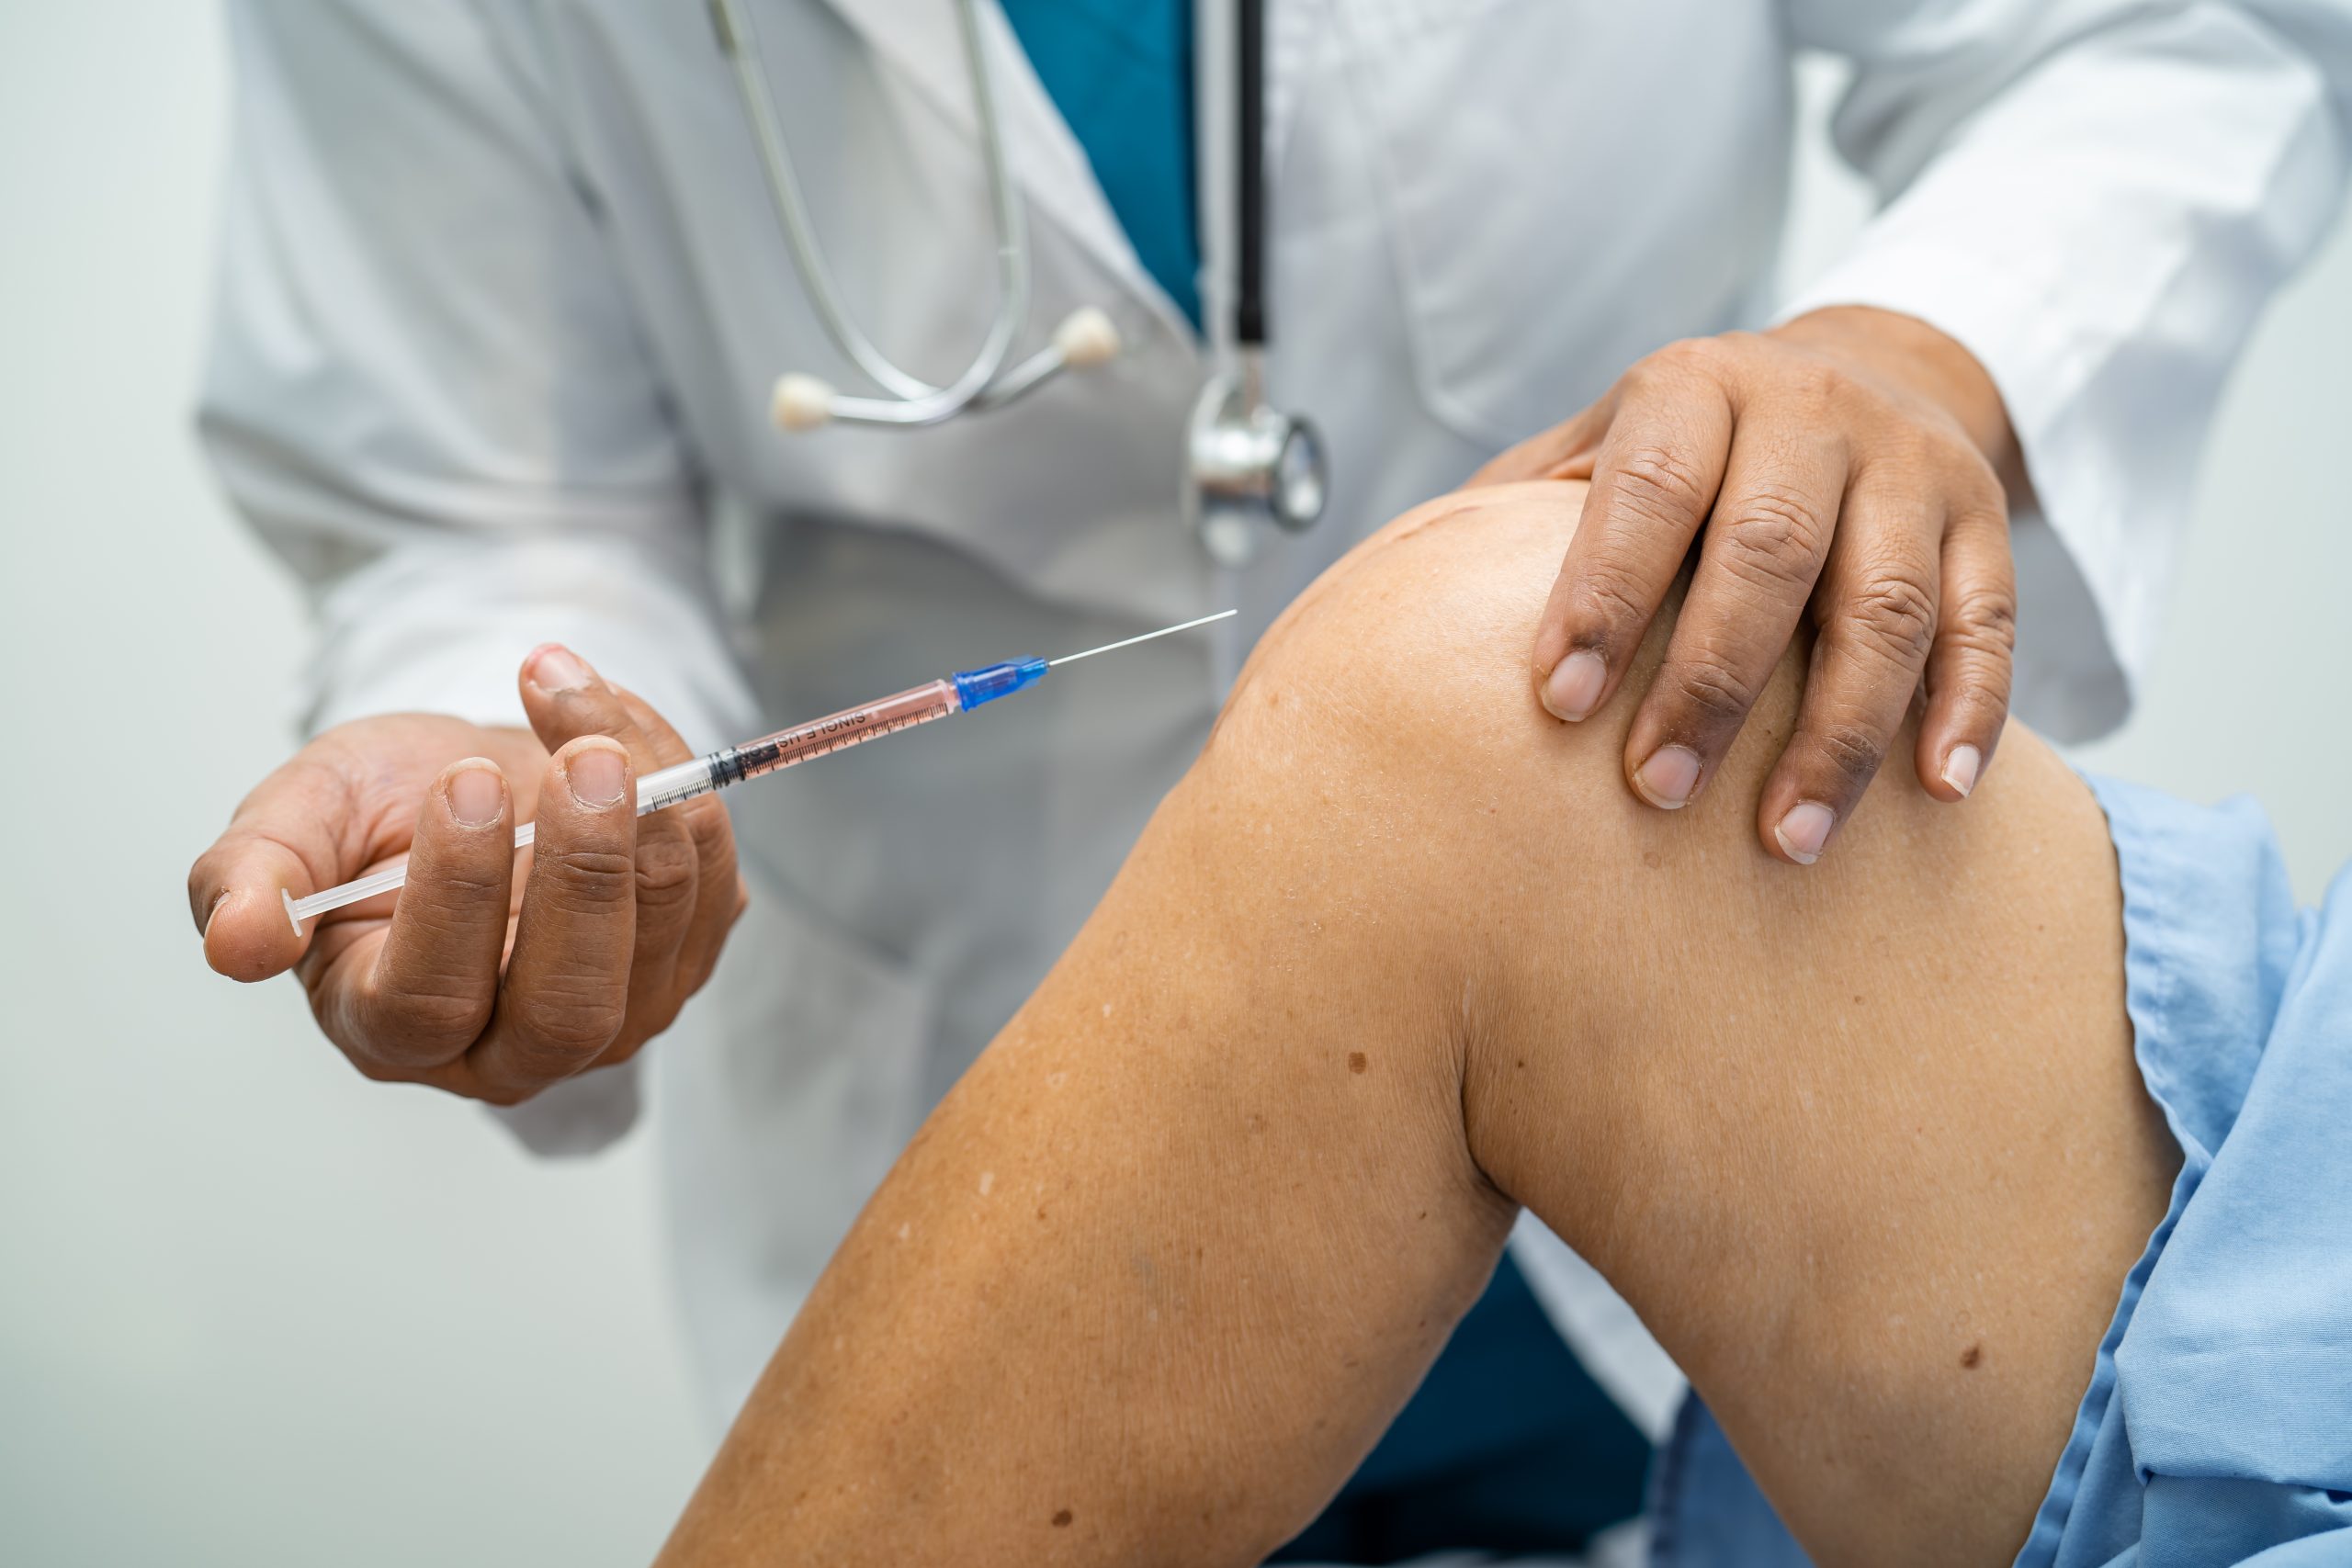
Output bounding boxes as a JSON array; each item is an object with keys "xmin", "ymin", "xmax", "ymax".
[{"xmin": 1, "ymin": 11, "xmax": 2344, "ymax": 1567}]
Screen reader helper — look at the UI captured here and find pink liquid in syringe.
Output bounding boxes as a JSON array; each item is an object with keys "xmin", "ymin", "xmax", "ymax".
[{"xmin": 716, "ymin": 679, "xmax": 963, "ymax": 786}]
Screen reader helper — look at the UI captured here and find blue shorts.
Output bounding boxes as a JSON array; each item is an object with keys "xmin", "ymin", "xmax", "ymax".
[{"xmin": 1647, "ymin": 775, "xmax": 2352, "ymax": 1568}]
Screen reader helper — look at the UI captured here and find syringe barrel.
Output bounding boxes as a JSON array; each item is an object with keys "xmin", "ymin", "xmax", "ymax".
[
  {"xmin": 707, "ymin": 677, "xmax": 964, "ymax": 789},
  {"xmin": 284, "ymin": 655, "xmax": 1080, "ymax": 931},
  {"xmin": 637, "ymin": 758, "xmax": 722, "ymax": 815}
]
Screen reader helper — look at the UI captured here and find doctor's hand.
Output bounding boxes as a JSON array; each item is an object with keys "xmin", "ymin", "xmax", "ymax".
[
  {"xmin": 188, "ymin": 646, "xmax": 746, "ymax": 1104},
  {"xmin": 1476, "ymin": 305, "xmax": 2021, "ymax": 866}
]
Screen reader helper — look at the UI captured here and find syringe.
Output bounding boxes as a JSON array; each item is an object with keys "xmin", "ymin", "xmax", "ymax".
[{"xmin": 281, "ymin": 610, "xmax": 1238, "ymax": 932}]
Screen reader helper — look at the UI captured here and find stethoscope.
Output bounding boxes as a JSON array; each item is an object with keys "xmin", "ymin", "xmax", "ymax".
[{"xmin": 707, "ymin": 0, "xmax": 1329, "ymax": 568}]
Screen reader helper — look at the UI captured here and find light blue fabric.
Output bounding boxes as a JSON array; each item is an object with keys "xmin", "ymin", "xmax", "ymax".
[
  {"xmin": 1645, "ymin": 1393, "xmax": 1812, "ymax": 1568},
  {"xmin": 1649, "ymin": 774, "xmax": 2352, "ymax": 1568}
]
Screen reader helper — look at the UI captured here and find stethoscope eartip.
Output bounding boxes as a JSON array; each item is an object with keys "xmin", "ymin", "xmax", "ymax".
[
  {"xmin": 771, "ymin": 373, "xmax": 839, "ymax": 433},
  {"xmin": 1053, "ymin": 307, "xmax": 1123, "ymax": 370}
]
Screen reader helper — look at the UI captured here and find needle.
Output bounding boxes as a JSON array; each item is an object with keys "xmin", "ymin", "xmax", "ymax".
[{"xmin": 1049, "ymin": 609, "xmax": 1238, "ymax": 667}]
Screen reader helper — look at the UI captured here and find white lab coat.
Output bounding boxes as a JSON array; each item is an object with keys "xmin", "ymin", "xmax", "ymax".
[{"xmin": 201, "ymin": 0, "xmax": 2349, "ymax": 1441}]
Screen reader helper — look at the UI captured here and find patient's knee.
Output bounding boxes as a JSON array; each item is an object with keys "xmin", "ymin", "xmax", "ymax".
[
  {"xmin": 1193, "ymin": 480, "xmax": 1943, "ymax": 1153},
  {"xmin": 1202, "ymin": 482, "xmax": 1761, "ymax": 924}
]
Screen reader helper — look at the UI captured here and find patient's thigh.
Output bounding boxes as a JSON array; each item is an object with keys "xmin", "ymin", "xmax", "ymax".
[{"xmin": 1259, "ymin": 485, "xmax": 2174, "ymax": 1564}]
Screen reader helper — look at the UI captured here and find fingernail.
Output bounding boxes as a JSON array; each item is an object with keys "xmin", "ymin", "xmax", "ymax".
[
  {"xmin": 566, "ymin": 745, "xmax": 628, "ymax": 808},
  {"xmin": 1941, "ymin": 744, "xmax": 1982, "ymax": 799},
  {"xmin": 446, "ymin": 761, "xmax": 505, "ymax": 827},
  {"xmin": 531, "ymin": 644, "xmax": 594, "ymax": 694},
  {"xmin": 1774, "ymin": 802, "xmax": 1836, "ymax": 865},
  {"xmin": 1542, "ymin": 651, "xmax": 1607, "ymax": 722},
  {"xmin": 1633, "ymin": 745, "xmax": 1702, "ymax": 809}
]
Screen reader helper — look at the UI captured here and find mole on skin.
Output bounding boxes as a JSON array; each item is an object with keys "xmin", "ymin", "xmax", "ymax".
[
  {"xmin": 1962, "ymin": 1343, "xmax": 1984, "ymax": 1370},
  {"xmin": 1347, "ymin": 1052, "xmax": 1367, "ymax": 1075},
  {"xmin": 1051, "ymin": 1509, "xmax": 1073, "ymax": 1528}
]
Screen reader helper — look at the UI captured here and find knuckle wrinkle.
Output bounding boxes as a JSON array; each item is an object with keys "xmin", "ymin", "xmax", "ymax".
[
  {"xmin": 509, "ymin": 979, "xmax": 627, "ymax": 1058},
  {"xmin": 1611, "ymin": 446, "xmax": 1709, "ymax": 525},
  {"xmin": 1811, "ymin": 720, "xmax": 1887, "ymax": 788},
  {"xmin": 634, "ymin": 837, "xmax": 698, "ymax": 910},
  {"xmin": 1574, "ymin": 565, "xmax": 1654, "ymax": 639},
  {"xmin": 1670, "ymin": 654, "xmax": 1758, "ymax": 725},
  {"xmin": 1847, "ymin": 573, "xmax": 1937, "ymax": 664},
  {"xmin": 1948, "ymin": 586, "xmax": 2018, "ymax": 651},
  {"xmin": 1717, "ymin": 490, "xmax": 1826, "ymax": 588},
  {"xmin": 543, "ymin": 848, "xmax": 636, "ymax": 908}
]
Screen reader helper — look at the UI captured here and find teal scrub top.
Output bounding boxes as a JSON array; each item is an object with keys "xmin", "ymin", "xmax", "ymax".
[{"xmin": 1000, "ymin": 0, "xmax": 1202, "ymax": 327}]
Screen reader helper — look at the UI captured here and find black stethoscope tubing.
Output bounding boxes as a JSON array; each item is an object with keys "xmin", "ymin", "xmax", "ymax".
[{"xmin": 1235, "ymin": 0, "xmax": 1269, "ymax": 351}]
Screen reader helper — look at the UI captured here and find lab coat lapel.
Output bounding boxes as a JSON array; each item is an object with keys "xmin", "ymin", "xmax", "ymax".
[
  {"xmin": 808, "ymin": 0, "xmax": 1187, "ymax": 335},
  {"xmin": 1265, "ymin": 0, "xmax": 1318, "ymax": 173}
]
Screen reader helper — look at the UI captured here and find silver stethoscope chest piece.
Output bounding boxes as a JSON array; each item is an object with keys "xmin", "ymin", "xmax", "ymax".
[
  {"xmin": 716, "ymin": 0, "xmax": 1328, "ymax": 569},
  {"xmin": 1185, "ymin": 354, "xmax": 1329, "ymax": 568}
]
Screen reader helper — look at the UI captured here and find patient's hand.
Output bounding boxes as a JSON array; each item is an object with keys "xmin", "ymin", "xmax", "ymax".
[{"xmin": 1478, "ymin": 304, "xmax": 2020, "ymax": 866}]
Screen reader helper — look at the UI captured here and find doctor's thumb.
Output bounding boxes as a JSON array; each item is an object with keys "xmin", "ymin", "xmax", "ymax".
[
  {"xmin": 188, "ymin": 747, "xmax": 365, "ymax": 982},
  {"xmin": 190, "ymin": 839, "xmax": 314, "ymax": 983}
]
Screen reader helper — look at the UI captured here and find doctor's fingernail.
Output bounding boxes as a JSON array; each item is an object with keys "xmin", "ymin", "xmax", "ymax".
[
  {"xmin": 565, "ymin": 744, "xmax": 628, "ymax": 808},
  {"xmin": 1633, "ymin": 746, "xmax": 1701, "ymax": 809},
  {"xmin": 446, "ymin": 762, "xmax": 505, "ymax": 828},
  {"xmin": 1774, "ymin": 802, "xmax": 1836, "ymax": 865},
  {"xmin": 530, "ymin": 644, "xmax": 594, "ymax": 693},
  {"xmin": 1941, "ymin": 744, "xmax": 1982, "ymax": 799},
  {"xmin": 1543, "ymin": 651, "xmax": 1606, "ymax": 722}
]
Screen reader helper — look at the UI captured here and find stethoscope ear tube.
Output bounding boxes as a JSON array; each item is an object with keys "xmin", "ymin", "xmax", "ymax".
[
  {"xmin": 721, "ymin": 0, "xmax": 1121, "ymax": 429},
  {"xmin": 1235, "ymin": 0, "xmax": 1268, "ymax": 350}
]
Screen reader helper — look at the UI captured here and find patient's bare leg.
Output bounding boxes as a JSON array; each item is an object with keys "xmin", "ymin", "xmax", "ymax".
[{"xmin": 658, "ymin": 482, "xmax": 2174, "ymax": 1568}]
